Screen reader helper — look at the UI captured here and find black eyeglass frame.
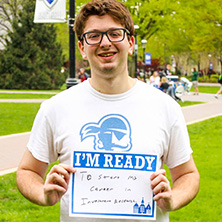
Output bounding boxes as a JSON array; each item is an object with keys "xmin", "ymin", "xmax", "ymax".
[{"xmin": 80, "ymin": 28, "xmax": 131, "ymax": 45}]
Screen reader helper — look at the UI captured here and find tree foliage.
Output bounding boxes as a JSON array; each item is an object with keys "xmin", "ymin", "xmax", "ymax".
[
  {"xmin": 123, "ymin": 0, "xmax": 222, "ymax": 72},
  {"xmin": 1, "ymin": 0, "xmax": 222, "ymax": 85},
  {"xmin": 30, "ymin": 0, "xmax": 222, "ymax": 74},
  {"xmin": 0, "ymin": 0, "xmax": 66, "ymax": 89},
  {"xmin": 0, "ymin": 0, "xmax": 23, "ymax": 48}
]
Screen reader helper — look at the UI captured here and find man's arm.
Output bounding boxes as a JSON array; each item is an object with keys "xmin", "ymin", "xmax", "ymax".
[
  {"xmin": 150, "ymin": 155, "xmax": 200, "ymax": 211},
  {"xmin": 16, "ymin": 149, "xmax": 76, "ymax": 206}
]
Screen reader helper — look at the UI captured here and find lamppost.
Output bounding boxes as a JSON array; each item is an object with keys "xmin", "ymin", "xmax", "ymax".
[
  {"xmin": 208, "ymin": 54, "xmax": 213, "ymax": 70},
  {"xmin": 66, "ymin": 0, "xmax": 78, "ymax": 88},
  {"xmin": 171, "ymin": 55, "xmax": 176, "ymax": 73},
  {"xmin": 141, "ymin": 38, "xmax": 147, "ymax": 82},
  {"xmin": 134, "ymin": 24, "xmax": 139, "ymax": 78}
]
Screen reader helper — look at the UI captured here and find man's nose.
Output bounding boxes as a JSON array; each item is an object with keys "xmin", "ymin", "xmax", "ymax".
[{"xmin": 100, "ymin": 34, "xmax": 111, "ymax": 46}]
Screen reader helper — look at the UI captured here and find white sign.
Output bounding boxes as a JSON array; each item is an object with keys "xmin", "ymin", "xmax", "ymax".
[
  {"xmin": 70, "ymin": 151, "xmax": 157, "ymax": 220},
  {"xmin": 34, "ymin": 0, "xmax": 66, "ymax": 23}
]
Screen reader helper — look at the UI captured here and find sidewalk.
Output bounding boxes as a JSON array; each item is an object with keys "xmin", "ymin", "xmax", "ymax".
[
  {"xmin": 0, "ymin": 93, "xmax": 222, "ymax": 175},
  {"xmin": 0, "ymin": 133, "xmax": 30, "ymax": 175},
  {"xmin": 181, "ymin": 92, "xmax": 222, "ymax": 124}
]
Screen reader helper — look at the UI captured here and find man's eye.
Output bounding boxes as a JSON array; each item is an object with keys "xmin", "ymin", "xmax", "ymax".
[
  {"xmin": 88, "ymin": 33, "xmax": 100, "ymax": 39},
  {"xmin": 109, "ymin": 31, "xmax": 121, "ymax": 38}
]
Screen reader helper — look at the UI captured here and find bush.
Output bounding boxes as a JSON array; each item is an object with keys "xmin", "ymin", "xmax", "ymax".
[{"xmin": 210, "ymin": 74, "xmax": 219, "ymax": 83}]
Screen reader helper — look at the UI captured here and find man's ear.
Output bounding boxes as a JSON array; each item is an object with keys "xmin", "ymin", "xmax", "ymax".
[
  {"xmin": 78, "ymin": 41, "xmax": 87, "ymax": 59},
  {"xmin": 128, "ymin": 35, "xmax": 135, "ymax": 55}
]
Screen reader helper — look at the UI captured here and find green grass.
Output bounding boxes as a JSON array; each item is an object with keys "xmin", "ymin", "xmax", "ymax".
[
  {"xmin": 0, "ymin": 103, "xmax": 41, "ymax": 136},
  {"xmin": 0, "ymin": 89, "xmax": 61, "ymax": 93},
  {"xmin": 169, "ymin": 116, "xmax": 222, "ymax": 221},
  {"xmin": 0, "ymin": 169, "xmax": 60, "ymax": 222},
  {"xmin": 178, "ymin": 101, "xmax": 203, "ymax": 107},
  {"xmin": 190, "ymin": 85, "xmax": 220, "ymax": 94},
  {"xmin": 0, "ymin": 116, "xmax": 222, "ymax": 221},
  {"xmin": 0, "ymin": 93, "xmax": 56, "ymax": 99},
  {"xmin": 0, "ymin": 100, "xmax": 201, "ymax": 137}
]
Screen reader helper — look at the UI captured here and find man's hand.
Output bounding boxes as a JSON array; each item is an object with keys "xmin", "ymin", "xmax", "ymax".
[
  {"xmin": 150, "ymin": 169, "xmax": 174, "ymax": 211},
  {"xmin": 17, "ymin": 150, "xmax": 77, "ymax": 207},
  {"xmin": 150, "ymin": 156, "xmax": 200, "ymax": 212},
  {"xmin": 44, "ymin": 164, "xmax": 76, "ymax": 206}
]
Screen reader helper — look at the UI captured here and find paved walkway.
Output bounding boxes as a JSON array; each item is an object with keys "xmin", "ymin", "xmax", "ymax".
[
  {"xmin": 0, "ymin": 92, "xmax": 222, "ymax": 175},
  {"xmin": 0, "ymin": 133, "xmax": 30, "ymax": 175},
  {"xmin": 182, "ymin": 93, "xmax": 222, "ymax": 124}
]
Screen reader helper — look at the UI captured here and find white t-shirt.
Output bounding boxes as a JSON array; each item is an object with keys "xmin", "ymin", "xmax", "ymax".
[{"xmin": 28, "ymin": 79, "xmax": 192, "ymax": 222}]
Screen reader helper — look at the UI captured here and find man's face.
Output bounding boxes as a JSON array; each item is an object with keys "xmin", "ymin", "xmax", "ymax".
[{"xmin": 78, "ymin": 14, "xmax": 134, "ymax": 79}]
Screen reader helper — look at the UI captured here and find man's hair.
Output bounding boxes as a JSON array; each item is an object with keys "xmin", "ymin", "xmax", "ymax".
[{"xmin": 74, "ymin": 0, "xmax": 135, "ymax": 41}]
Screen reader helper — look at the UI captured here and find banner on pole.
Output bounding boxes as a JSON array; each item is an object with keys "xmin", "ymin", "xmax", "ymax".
[
  {"xmin": 34, "ymin": 0, "xmax": 66, "ymax": 23},
  {"xmin": 145, "ymin": 53, "xmax": 151, "ymax": 65}
]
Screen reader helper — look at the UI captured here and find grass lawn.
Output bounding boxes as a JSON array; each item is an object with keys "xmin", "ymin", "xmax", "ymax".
[
  {"xmin": 0, "ymin": 170, "xmax": 60, "ymax": 222},
  {"xmin": 169, "ymin": 116, "xmax": 222, "ymax": 221},
  {"xmin": 0, "ymin": 89, "xmax": 60, "ymax": 93},
  {"xmin": 0, "ymin": 93, "xmax": 202, "ymax": 137},
  {"xmin": 0, "ymin": 101, "xmax": 201, "ymax": 136},
  {"xmin": 178, "ymin": 101, "xmax": 203, "ymax": 107},
  {"xmin": 0, "ymin": 116, "xmax": 222, "ymax": 221},
  {"xmin": 0, "ymin": 89, "xmax": 204, "ymax": 136},
  {"xmin": 0, "ymin": 93, "xmax": 56, "ymax": 99},
  {"xmin": 190, "ymin": 85, "xmax": 220, "ymax": 94},
  {"xmin": 0, "ymin": 103, "xmax": 40, "ymax": 136}
]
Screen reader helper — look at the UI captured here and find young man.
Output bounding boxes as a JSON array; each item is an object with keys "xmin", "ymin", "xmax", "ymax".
[
  {"xmin": 191, "ymin": 68, "xmax": 199, "ymax": 95},
  {"xmin": 17, "ymin": 0, "xmax": 200, "ymax": 222}
]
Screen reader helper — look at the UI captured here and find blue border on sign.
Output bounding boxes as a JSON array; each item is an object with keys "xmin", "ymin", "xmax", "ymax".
[{"xmin": 70, "ymin": 151, "xmax": 157, "ymax": 219}]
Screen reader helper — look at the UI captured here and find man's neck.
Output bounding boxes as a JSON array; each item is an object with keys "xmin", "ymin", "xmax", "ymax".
[{"xmin": 89, "ymin": 75, "xmax": 136, "ymax": 94}]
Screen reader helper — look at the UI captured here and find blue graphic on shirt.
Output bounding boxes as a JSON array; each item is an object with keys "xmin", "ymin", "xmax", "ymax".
[{"xmin": 80, "ymin": 114, "xmax": 132, "ymax": 152}]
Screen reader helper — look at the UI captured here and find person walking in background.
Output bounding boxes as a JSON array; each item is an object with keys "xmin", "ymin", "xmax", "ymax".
[
  {"xmin": 215, "ymin": 73, "xmax": 222, "ymax": 98},
  {"xmin": 191, "ymin": 68, "xmax": 199, "ymax": 95},
  {"xmin": 215, "ymin": 87, "xmax": 222, "ymax": 99}
]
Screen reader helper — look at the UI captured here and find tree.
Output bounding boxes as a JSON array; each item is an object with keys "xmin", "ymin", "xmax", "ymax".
[
  {"xmin": 0, "ymin": 0, "xmax": 23, "ymax": 48},
  {"xmin": 0, "ymin": 0, "xmax": 66, "ymax": 89},
  {"xmin": 188, "ymin": 0, "xmax": 222, "ymax": 73},
  {"xmin": 124, "ymin": 0, "xmax": 185, "ymax": 67}
]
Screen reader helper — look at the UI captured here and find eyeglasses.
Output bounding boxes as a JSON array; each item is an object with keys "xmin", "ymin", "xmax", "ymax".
[{"xmin": 80, "ymin": 28, "xmax": 130, "ymax": 45}]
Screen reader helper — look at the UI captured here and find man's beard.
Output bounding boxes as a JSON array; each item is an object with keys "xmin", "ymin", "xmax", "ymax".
[{"xmin": 100, "ymin": 65, "xmax": 117, "ymax": 77}]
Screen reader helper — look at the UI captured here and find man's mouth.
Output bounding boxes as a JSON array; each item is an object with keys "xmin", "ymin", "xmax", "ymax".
[{"xmin": 99, "ymin": 52, "xmax": 116, "ymax": 57}]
